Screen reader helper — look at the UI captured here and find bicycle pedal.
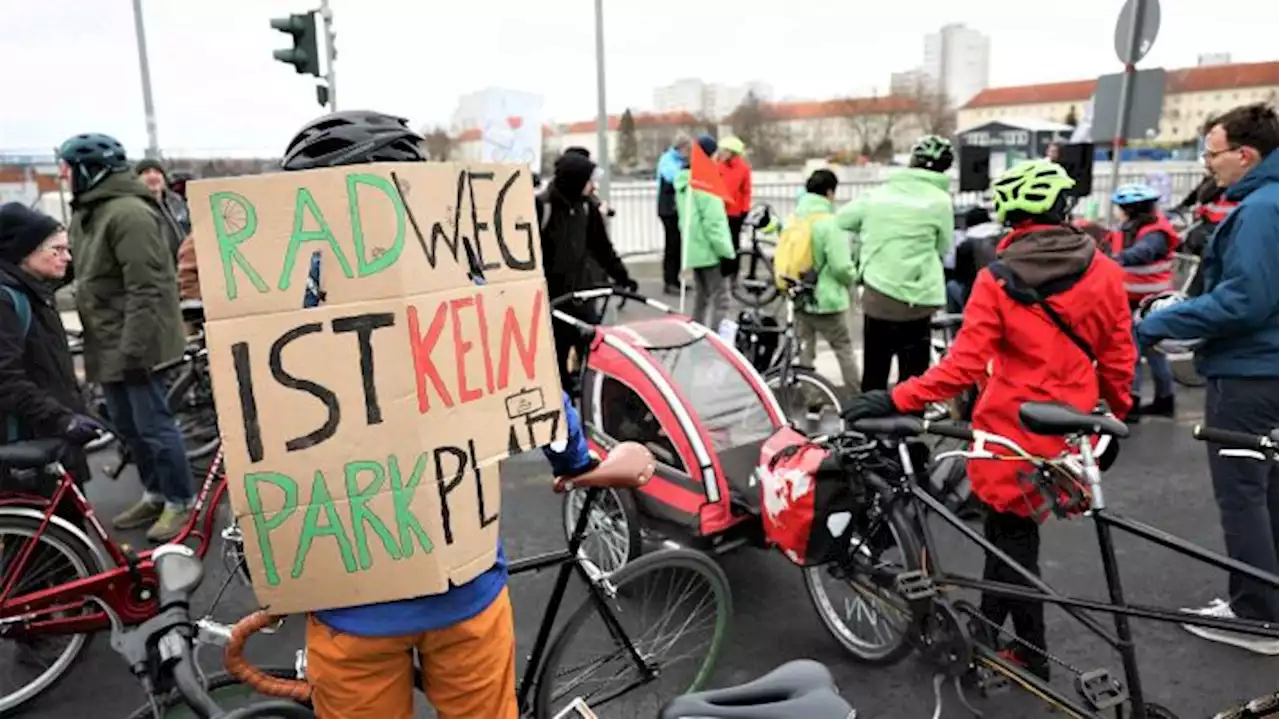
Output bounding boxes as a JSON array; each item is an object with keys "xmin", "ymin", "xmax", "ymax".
[
  {"xmin": 1075, "ymin": 669, "xmax": 1128, "ymax": 710},
  {"xmin": 973, "ymin": 665, "xmax": 1012, "ymax": 697},
  {"xmin": 895, "ymin": 569, "xmax": 937, "ymax": 600}
]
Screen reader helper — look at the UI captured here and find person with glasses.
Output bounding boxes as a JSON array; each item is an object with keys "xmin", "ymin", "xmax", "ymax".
[
  {"xmin": 1138, "ymin": 103, "xmax": 1279, "ymax": 654},
  {"xmin": 0, "ymin": 203, "xmax": 104, "ymax": 516}
]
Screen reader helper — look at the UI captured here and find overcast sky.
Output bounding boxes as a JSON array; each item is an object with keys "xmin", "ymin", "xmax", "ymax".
[{"xmin": 2, "ymin": 0, "xmax": 1276, "ymax": 157}]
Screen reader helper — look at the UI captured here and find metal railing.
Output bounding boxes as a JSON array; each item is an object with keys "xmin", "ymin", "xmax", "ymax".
[{"xmin": 601, "ymin": 169, "xmax": 1207, "ymax": 257}]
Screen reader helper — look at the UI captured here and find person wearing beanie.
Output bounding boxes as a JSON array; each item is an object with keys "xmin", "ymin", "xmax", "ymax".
[
  {"xmin": 0, "ymin": 203, "xmax": 104, "ymax": 511},
  {"xmin": 716, "ymin": 136, "xmax": 753, "ymax": 276},
  {"xmin": 537, "ymin": 151, "xmax": 637, "ymax": 391},
  {"xmin": 59, "ymin": 132, "xmax": 193, "ymax": 542},
  {"xmin": 135, "ymin": 158, "xmax": 192, "ymax": 242}
]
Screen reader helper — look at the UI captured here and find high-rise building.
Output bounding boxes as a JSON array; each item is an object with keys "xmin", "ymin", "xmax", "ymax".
[
  {"xmin": 890, "ymin": 67, "xmax": 934, "ymax": 96},
  {"xmin": 652, "ymin": 79, "xmax": 773, "ymax": 119},
  {"xmin": 923, "ymin": 23, "xmax": 991, "ymax": 108}
]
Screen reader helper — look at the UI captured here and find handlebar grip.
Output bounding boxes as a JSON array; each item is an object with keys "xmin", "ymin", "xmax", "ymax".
[
  {"xmin": 1193, "ymin": 424, "xmax": 1271, "ymax": 451},
  {"xmin": 924, "ymin": 420, "xmax": 975, "ymax": 442},
  {"xmin": 225, "ymin": 611, "xmax": 312, "ymax": 703}
]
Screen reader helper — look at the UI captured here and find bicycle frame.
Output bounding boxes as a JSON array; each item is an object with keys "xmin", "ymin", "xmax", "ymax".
[
  {"xmin": 870, "ymin": 431, "xmax": 1278, "ymax": 719},
  {"xmin": 512, "ymin": 485, "xmax": 656, "ymax": 714},
  {"xmin": 0, "ymin": 446, "xmax": 230, "ymax": 634}
]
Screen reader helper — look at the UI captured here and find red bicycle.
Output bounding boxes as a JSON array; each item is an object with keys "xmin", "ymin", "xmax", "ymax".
[{"xmin": 0, "ymin": 437, "xmax": 238, "ymax": 714}]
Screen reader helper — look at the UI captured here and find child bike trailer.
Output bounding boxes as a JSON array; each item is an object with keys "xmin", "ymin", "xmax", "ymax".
[{"xmin": 552, "ymin": 288, "xmax": 788, "ymax": 573}]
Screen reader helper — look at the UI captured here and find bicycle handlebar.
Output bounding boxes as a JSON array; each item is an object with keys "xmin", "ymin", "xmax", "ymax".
[
  {"xmin": 1193, "ymin": 425, "xmax": 1279, "ymax": 452},
  {"xmin": 549, "ymin": 286, "xmax": 679, "ymax": 336},
  {"xmin": 224, "ymin": 610, "xmax": 313, "ymax": 703}
]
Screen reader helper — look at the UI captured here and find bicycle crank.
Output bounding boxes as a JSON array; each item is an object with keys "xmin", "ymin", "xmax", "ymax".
[{"xmin": 915, "ymin": 599, "xmax": 973, "ymax": 677}]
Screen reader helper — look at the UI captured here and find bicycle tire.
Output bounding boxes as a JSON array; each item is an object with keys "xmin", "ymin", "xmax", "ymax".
[
  {"xmin": 1171, "ymin": 357, "xmax": 1206, "ymax": 388},
  {"xmin": 730, "ymin": 249, "xmax": 778, "ymax": 307},
  {"xmin": 0, "ymin": 514, "xmax": 107, "ymax": 715},
  {"xmin": 803, "ymin": 491, "xmax": 922, "ymax": 666},
  {"xmin": 561, "ymin": 486, "xmax": 643, "ymax": 574},
  {"xmin": 532, "ymin": 548, "xmax": 732, "ymax": 719},
  {"xmin": 124, "ymin": 666, "xmax": 306, "ymax": 719},
  {"xmin": 764, "ymin": 366, "xmax": 847, "ymax": 434}
]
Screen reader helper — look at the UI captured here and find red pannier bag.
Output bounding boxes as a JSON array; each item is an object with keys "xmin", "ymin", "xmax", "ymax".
[{"xmin": 756, "ymin": 427, "xmax": 865, "ymax": 567}]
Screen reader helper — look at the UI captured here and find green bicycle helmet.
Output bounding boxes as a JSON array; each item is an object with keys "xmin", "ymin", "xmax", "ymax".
[
  {"xmin": 910, "ymin": 135, "xmax": 954, "ymax": 172},
  {"xmin": 991, "ymin": 159, "xmax": 1076, "ymax": 223}
]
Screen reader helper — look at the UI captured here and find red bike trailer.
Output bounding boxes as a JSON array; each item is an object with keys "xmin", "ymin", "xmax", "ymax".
[{"xmin": 552, "ymin": 288, "xmax": 788, "ymax": 572}]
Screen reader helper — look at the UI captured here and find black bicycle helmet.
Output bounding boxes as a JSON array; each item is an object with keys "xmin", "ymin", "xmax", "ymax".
[
  {"xmin": 281, "ymin": 110, "xmax": 427, "ymax": 171},
  {"xmin": 58, "ymin": 133, "xmax": 131, "ymax": 194}
]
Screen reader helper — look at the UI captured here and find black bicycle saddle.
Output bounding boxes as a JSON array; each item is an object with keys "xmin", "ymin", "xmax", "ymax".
[{"xmin": 659, "ymin": 660, "xmax": 856, "ymax": 719}]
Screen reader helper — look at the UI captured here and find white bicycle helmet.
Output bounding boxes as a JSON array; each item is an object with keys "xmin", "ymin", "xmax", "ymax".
[{"xmin": 1134, "ymin": 290, "xmax": 1205, "ymax": 356}]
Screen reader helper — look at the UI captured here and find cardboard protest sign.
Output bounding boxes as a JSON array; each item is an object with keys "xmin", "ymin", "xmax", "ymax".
[{"xmin": 187, "ymin": 162, "xmax": 564, "ymax": 614}]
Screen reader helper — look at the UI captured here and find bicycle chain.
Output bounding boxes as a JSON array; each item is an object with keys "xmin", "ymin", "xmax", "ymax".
[{"xmin": 951, "ymin": 600, "xmax": 1090, "ymax": 678}]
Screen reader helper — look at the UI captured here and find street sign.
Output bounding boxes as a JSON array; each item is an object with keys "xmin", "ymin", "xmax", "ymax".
[
  {"xmin": 1114, "ymin": 0, "xmax": 1161, "ymax": 65},
  {"xmin": 1091, "ymin": 68, "xmax": 1167, "ymax": 141}
]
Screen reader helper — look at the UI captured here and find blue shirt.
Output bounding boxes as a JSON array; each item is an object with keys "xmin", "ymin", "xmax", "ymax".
[{"xmin": 315, "ymin": 393, "xmax": 594, "ymax": 636}]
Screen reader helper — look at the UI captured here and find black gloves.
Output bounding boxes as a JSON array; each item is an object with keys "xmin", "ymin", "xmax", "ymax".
[
  {"xmin": 63, "ymin": 414, "xmax": 105, "ymax": 446},
  {"xmin": 842, "ymin": 389, "xmax": 898, "ymax": 422},
  {"xmin": 617, "ymin": 277, "xmax": 639, "ymax": 294}
]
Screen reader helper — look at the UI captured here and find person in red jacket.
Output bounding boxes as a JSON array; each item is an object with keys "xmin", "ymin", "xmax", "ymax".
[
  {"xmin": 1107, "ymin": 183, "xmax": 1183, "ymax": 420},
  {"xmin": 717, "ymin": 136, "xmax": 752, "ymax": 274},
  {"xmin": 843, "ymin": 159, "xmax": 1137, "ymax": 678}
]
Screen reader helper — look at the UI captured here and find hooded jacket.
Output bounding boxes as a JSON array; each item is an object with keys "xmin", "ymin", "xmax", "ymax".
[
  {"xmin": 537, "ymin": 154, "xmax": 632, "ymax": 300},
  {"xmin": 674, "ymin": 169, "xmax": 736, "ymax": 270},
  {"xmin": 791, "ymin": 193, "xmax": 855, "ymax": 314},
  {"xmin": 892, "ymin": 225, "xmax": 1136, "ymax": 518},
  {"xmin": 718, "ymin": 154, "xmax": 753, "ymax": 218},
  {"xmin": 67, "ymin": 170, "xmax": 186, "ymax": 384},
  {"xmin": 1138, "ymin": 149, "xmax": 1279, "ymax": 379},
  {"xmin": 835, "ymin": 167, "xmax": 955, "ymax": 308}
]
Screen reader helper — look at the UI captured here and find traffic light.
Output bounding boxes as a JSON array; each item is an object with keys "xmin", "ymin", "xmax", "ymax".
[{"xmin": 270, "ymin": 12, "xmax": 320, "ymax": 77}]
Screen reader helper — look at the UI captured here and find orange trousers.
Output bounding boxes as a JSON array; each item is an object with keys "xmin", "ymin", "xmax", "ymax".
[{"xmin": 305, "ymin": 588, "xmax": 517, "ymax": 719}]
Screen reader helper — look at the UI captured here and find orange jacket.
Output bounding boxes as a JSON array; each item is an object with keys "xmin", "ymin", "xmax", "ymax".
[
  {"xmin": 718, "ymin": 156, "xmax": 752, "ymax": 217},
  {"xmin": 177, "ymin": 234, "xmax": 200, "ymax": 301}
]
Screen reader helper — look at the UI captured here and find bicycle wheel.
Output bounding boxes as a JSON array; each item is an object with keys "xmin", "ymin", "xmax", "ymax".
[
  {"xmin": 125, "ymin": 666, "xmax": 307, "ymax": 719},
  {"xmin": 166, "ymin": 366, "xmax": 220, "ymax": 462},
  {"xmin": 532, "ymin": 548, "xmax": 732, "ymax": 719},
  {"xmin": 561, "ymin": 486, "xmax": 643, "ymax": 574},
  {"xmin": 1171, "ymin": 356, "xmax": 1206, "ymax": 388},
  {"xmin": 0, "ymin": 514, "xmax": 106, "ymax": 714},
  {"xmin": 765, "ymin": 366, "xmax": 846, "ymax": 436},
  {"xmin": 803, "ymin": 495, "xmax": 922, "ymax": 665},
  {"xmin": 730, "ymin": 248, "xmax": 777, "ymax": 307}
]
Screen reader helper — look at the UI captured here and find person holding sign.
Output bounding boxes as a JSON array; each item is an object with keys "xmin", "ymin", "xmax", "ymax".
[
  {"xmin": 267, "ymin": 110, "xmax": 605, "ymax": 719},
  {"xmin": 57, "ymin": 133, "xmax": 194, "ymax": 542}
]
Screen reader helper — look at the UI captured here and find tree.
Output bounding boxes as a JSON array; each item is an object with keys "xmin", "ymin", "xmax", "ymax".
[
  {"xmin": 423, "ymin": 128, "xmax": 454, "ymax": 161},
  {"xmin": 728, "ymin": 92, "xmax": 783, "ymax": 167},
  {"xmin": 1065, "ymin": 105, "xmax": 1080, "ymax": 128},
  {"xmin": 910, "ymin": 86, "xmax": 957, "ymax": 138},
  {"xmin": 617, "ymin": 109, "xmax": 639, "ymax": 169},
  {"xmin": 843, "ymin": 89, "xmax": 911, "ymax": 161}
]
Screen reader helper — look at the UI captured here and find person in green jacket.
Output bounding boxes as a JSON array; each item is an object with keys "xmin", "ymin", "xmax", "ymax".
[
  {"xmin": 791, "ymin": 170, "xmax": 861, "ymax": 392},
  {"xmin": 674, "ymin": 135, "xmax": 736, "ymax": 331},
  {"xmin": 59, "ymin": 133, "xmax": 193, "ymax": 542},
  {"xmin": 836, "ymin": 134, "xmax": 955, "ymax": 391}
]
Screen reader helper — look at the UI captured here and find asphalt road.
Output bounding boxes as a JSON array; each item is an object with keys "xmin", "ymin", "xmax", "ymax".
[{"xmin": 20, "ymin": 286, "xmax": 1279, "ymax": 719}]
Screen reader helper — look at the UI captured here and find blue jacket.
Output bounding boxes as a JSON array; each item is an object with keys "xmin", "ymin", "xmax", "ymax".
[
  {"xmin": 315, "ymin": 392, "xmax": 594, "ymax": 637},
  {"xmin": 1138, "ymin": 150, "xmax": 1279, "ymax": 378},
  {"xmin": 656, "ymin": 147, "xmax": 685, "ymax": 217}
]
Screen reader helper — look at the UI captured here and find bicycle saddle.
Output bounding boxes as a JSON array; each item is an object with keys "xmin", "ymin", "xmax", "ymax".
[
  {"xmin": 0, "ymin": 439, "xmax": 65, "ymax": 469},
  {"xmin": 179, "ymin": 299, "xmax": 205, "ymax": 325},
  {"xmin": 553, "ymin": 441, "xmax": 655, "ymax": 492},
  {"xmin": 659, "ymin": 660, "xmax": 855, "ymax": 719},
  {"xmin": 1020, "ymin": 402, "xmax": 1130, "ymax": 439}
]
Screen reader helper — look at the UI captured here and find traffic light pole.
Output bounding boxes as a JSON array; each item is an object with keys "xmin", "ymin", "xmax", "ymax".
[{"xmin": 320, "ymin": 0, "xmax": 337, "ymax": 112}]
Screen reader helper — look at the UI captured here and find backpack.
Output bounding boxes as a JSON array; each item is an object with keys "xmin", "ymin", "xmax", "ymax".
[
  {"xmin": 1, "ymin": 285, "xmax": 32, "ymax": 443},
  {"xmin": 773, "ymin": 213, "xmax": 831, "ymax": 291}
]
